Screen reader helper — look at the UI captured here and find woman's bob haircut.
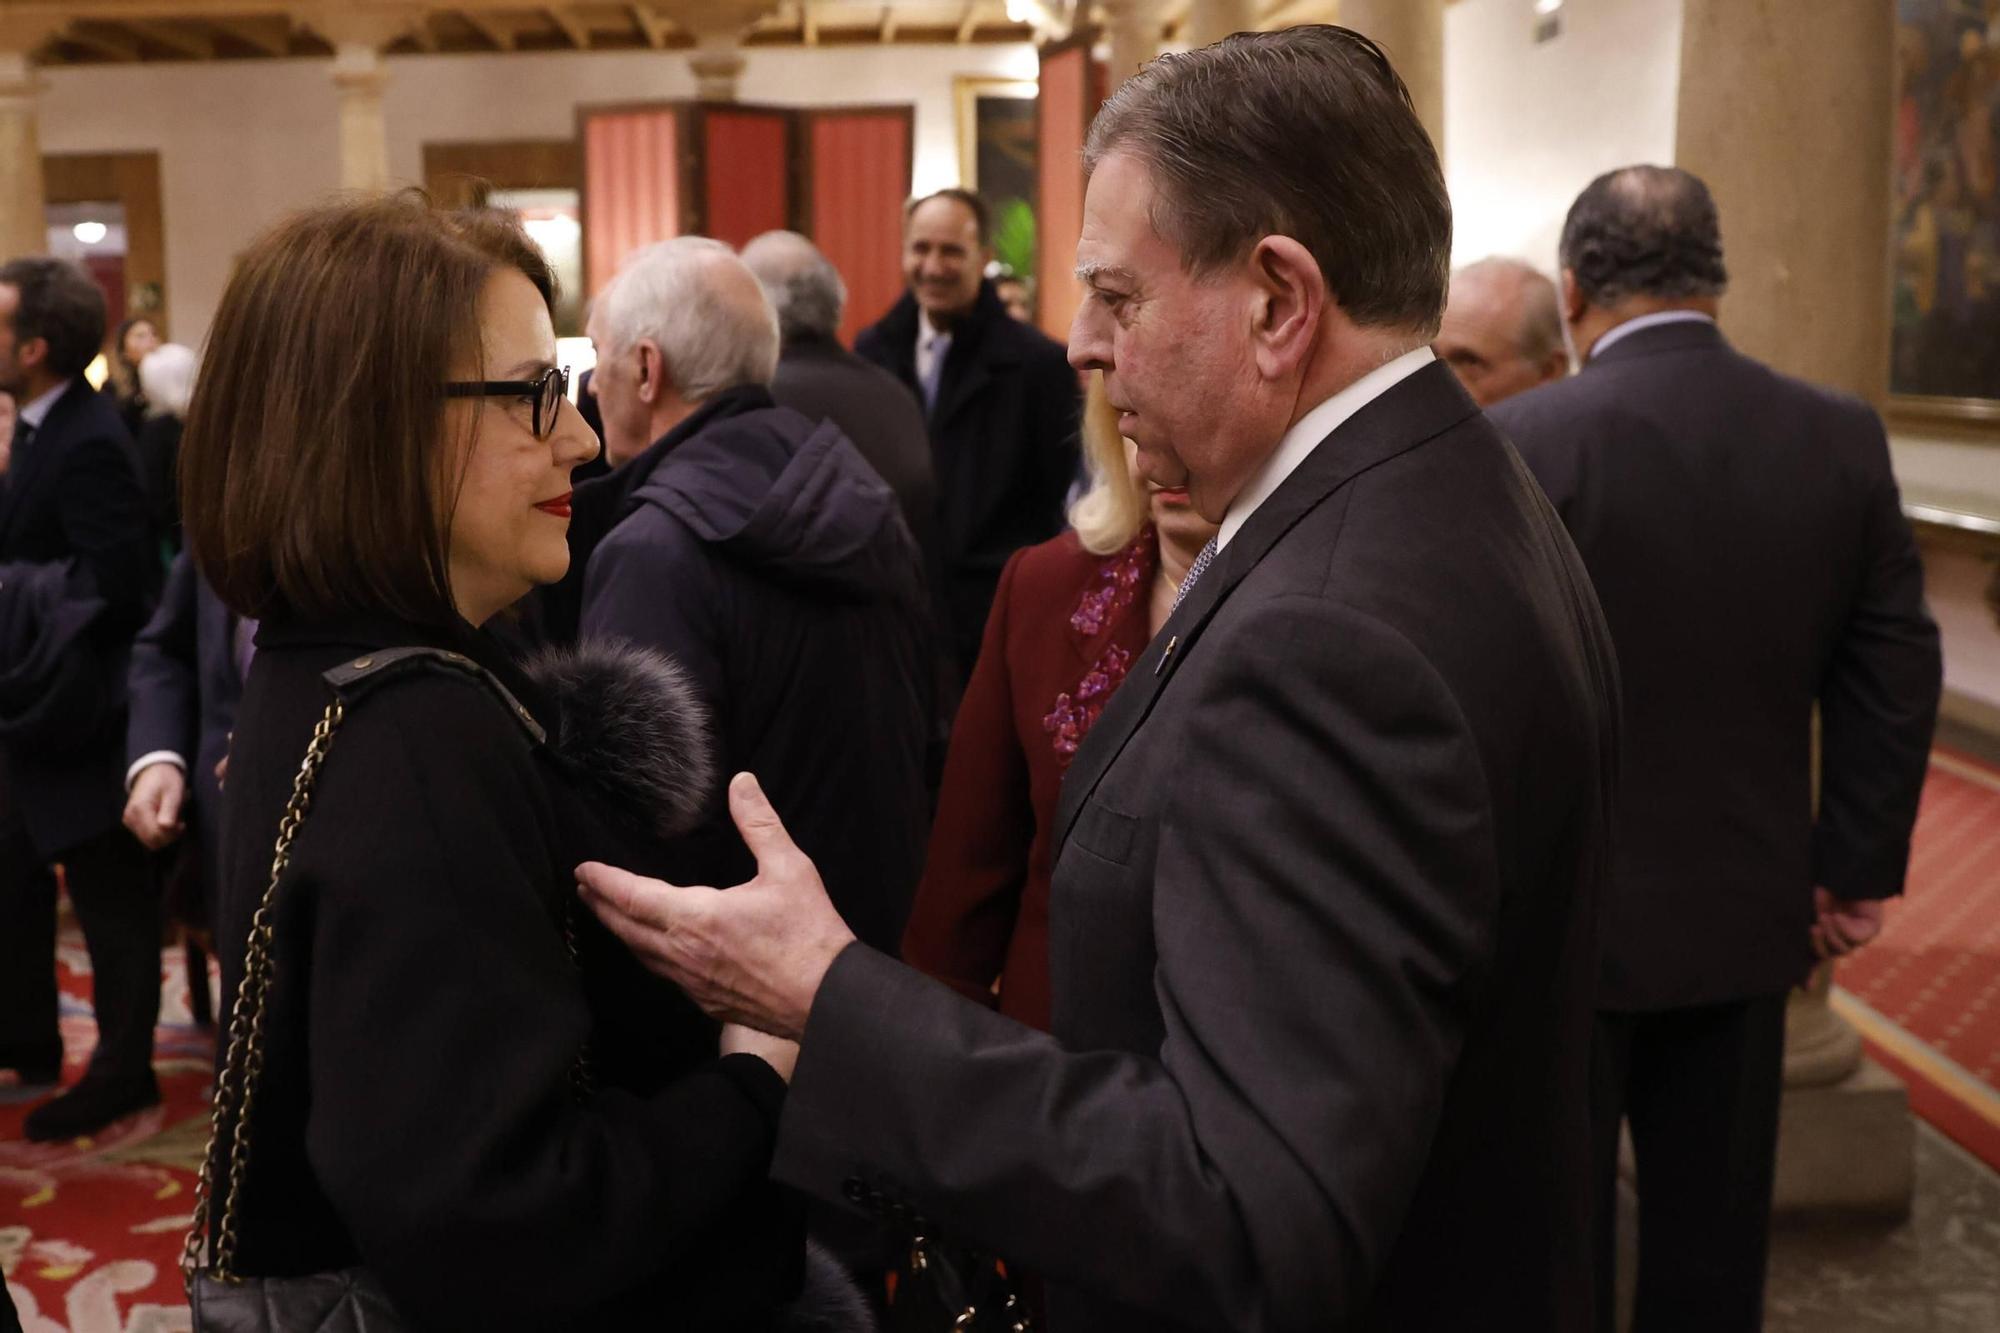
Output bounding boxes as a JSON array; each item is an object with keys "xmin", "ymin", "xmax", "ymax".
[{"xmin": 182, "ymin": 192, "xmax": 555, "ymax": 626}]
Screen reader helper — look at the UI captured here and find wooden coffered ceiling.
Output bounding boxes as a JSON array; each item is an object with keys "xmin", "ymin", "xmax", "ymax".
[{"xmin": 0, "ymin": 2, "xmax": 1064, "ymax": 62}]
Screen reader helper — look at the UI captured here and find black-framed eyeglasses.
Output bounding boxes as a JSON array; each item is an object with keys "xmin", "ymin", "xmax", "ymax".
[{"xmin": 445, "ymin": 365, "xmax": 571, "ymax": 440}]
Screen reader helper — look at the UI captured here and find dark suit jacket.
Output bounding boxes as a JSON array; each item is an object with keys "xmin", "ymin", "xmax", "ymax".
[
  {"xmin": 855, "ymin": 282, "xmax": 1081, "ymax": 676},
  {"xmin": 902, "ymin": 528, "xmax": 1158, "ymax": 1034},
  {"xmin": 0, "ymin": 379, "xmax": 155, "ymax": 857},
  {"xmin": 127, "ymin": 550, "xmax": 241, "ymax": 854},
  {"xmin": 770, "ymin": 330, "xmax": 938, "ymax": 571},
  {"xmin": 775, "ymin": 362, "xmax": 1619, "ymax": 1332},
  {"xmin": 1491, "ymin": 320, "xmax": 1942, "ymax": 1011}
]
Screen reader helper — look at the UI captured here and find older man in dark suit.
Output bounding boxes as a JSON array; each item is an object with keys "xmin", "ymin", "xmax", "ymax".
[
  {"xmin": 579, "ymin": 26, "xmax": 1618, "ymax": 1332},
  {"xmin": 0, "ymin": 257, "xmax": 160, "ymax": 1140},
  {"xmin": 853, "ymin": 188, "xmax": 1080, "ymax": 681},
  {"xmin": 1490, "ymin": 166, "xmax": 1943, "ymax": 1333}
]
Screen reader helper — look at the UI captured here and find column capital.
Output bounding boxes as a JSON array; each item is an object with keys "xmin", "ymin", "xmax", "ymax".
[
  {"xmin": 0, "ymin": 49, "xmax": 46, "ymax": 106},
  {"xmin": 655, "ymin": 0, "xmax": 778, "ymax": 45},
  {"xmin": 293, "ymin": 5, "xmax": 413, "ymax": 53}
]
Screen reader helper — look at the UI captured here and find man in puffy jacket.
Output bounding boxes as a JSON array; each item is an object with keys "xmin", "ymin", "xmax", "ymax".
[{"xmin": 563, "ymin": 237, "xmax": 931, "ymax": 959}]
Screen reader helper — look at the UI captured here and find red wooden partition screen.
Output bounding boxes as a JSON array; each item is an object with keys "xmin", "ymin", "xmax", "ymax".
[
  {"xmin": 805, "ymin": 108, "xmax": 915, "ymax": 346},
  {"xmin": 700, "ymin": 106, "xmax": 794, "ymax": 249},
  {"xmin": 1036, "ymin": 36, "xmax": 1106, "ymax": 342},
  {"xmin": 580, "ymin": 101, "xmax": 913, "ymax": 337},
  {"xmin": 581, "ymin": 107, "xmax": 682, "ymax": 298}
]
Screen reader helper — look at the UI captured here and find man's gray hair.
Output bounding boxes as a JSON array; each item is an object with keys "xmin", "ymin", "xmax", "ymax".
[
  {"xmin": 595, "ymin": 236, "xmax": 780, "ymax": 399},
  {"xmin": 1559, "ymin": 165, "xmax": 1729, "ymax": 307},
  {"xmin": 1454, "ymin": 257, "xmax": 1562, "ymax": 365},
  {"xmin": 740, "ymin": 230, "xmax": 846, "ymax": 342}
]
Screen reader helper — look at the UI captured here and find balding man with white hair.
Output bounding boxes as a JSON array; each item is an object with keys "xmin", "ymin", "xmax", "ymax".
[
  {"xmin": 560, "ymin": 235, "xmax": 933, "ymax": 962},
  {"xmin": 1435, "ymin": 256, "xmax": 1569, "ymax": 406}
]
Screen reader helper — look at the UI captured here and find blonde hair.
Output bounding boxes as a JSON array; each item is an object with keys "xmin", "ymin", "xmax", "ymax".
[{"xmin": 1067, "ymin": 373, "xmax": 1148, "ymax": 556}]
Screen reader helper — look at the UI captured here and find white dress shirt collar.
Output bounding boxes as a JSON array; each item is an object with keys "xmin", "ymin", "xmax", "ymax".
[
  {"xmin": 1588, "ymin": 309, "xmax": 1715, "ymax": 362},
  {"xmin": 915, "ymin": 308, "xmax": 953, "ymax": 375},
  {"xmin": 17, "ymin": 378, "xmax": 73, "ymax": 430},
  {"xmin": 1215, "ymin": 346, "xmax": 1436, "ymax": 550}
]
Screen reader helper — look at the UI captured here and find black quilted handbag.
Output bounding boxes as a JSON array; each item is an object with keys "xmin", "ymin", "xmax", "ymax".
[{"xmin": 180, "ymin": 697, "xmax": 412, "ymax": 1332}]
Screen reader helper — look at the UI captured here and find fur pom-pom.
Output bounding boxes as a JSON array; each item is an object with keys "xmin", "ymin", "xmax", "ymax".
[
  {"xmin": 521, "ymin": 638, "xmax": 715, "ymax": 839},
  {"xmin": 781, "ymin": 1241, "xmax": 879, "ymax": 1333}
]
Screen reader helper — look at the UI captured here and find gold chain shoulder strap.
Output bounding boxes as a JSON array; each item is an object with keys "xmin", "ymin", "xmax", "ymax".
[{"xmin": 182, "ymin": 698, "xmax": 345, "ymax": 1288}]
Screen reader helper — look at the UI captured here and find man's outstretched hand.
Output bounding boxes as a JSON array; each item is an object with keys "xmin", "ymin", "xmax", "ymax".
[{"xmin": 576, "ymin": 772, "xmax": 856, "ymax": 1041}]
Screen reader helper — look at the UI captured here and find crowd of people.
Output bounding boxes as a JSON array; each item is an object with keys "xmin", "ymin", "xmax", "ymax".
[{"xmin": 0, "ymin": 22, "xmax": 1946, "ymax": 1333}]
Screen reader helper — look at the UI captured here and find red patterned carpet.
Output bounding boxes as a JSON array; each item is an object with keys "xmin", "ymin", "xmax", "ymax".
[
  {"xmin": 1833, "ymin": 746, "xmax": 2000, "ymax": 1173},
  {"xmin": 0, "ymin": 926, "xmax": 213, "ymax": 1333},
  {"xmin": 4, "ymin": 747, "xmax": 1998, "ymax": 1328}
]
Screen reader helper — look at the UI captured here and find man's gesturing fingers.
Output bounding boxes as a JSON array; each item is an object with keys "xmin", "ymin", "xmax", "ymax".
[{"xmin": 728, "ymin": 772, "xmax": 803, "ymax": 879}]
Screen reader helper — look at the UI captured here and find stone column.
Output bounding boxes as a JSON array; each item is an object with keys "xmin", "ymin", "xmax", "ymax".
[
  {"xmin": 0, "ymin": 17, "xmax": 58, "ymax": 262},
  {"xmin": 0, "ymin": 47, "xmax": 46, "ymax": 261},
  {"xmin": 330, "ymin": 43, "xmax": 391, "ymax": 192},
  {"xmin": 689, "ymin": 39, "xmax": 746, "ymax": 102},
  {"xmin": 1675, "ymin": 0, "xmax": 1894, "ymax": 404},
  {"xmin": 1101, "ymin": 0, "xmax": 1164, "ymax": 90},
  {"xmin": 1182, "ymin": 0, "xmax": 1255, "ymax": 49},
  {"xmin": 297, "ymin": 10, "xmax": 411, "ymax": 194},
  {"xmin": 1334, "ymin": 0, "xmax": 1444, "ymax": 153},
  {"xmin": 661, "ymin": 0, "xmax": 774, "ymax": 101}
]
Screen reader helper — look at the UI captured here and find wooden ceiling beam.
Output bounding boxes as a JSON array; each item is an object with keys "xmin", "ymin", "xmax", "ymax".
[
  {"xmin": 546, "ymin": 5, "xmax": 590, "ymax": 47},
  {"xmin": 128, "ymin": 17, "xmax": 213, "ymax": 56},
  {"xmin": 878, "ymin": 4, "xmax": 896, "ymax": 43},
  {"xmin": 208, "ymin": 14, "xmax": 291, "ymax": 53},
  {"xmin": 799, "ymin": 0, "xmax": 816, "ymax": 46},
  {"xmin": 629, "ymin": 3, "xmax": 672, "ymax": 47},
  {"xmin": 457, "ymin": 8, "xmax": 516, "ymax": 49},
  {"xmin": 61, "ymin": 22, "xmax": 144, "ymax": 60}
]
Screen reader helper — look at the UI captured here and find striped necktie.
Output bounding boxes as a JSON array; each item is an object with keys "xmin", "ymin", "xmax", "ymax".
[{"xmin": 1170, "ymin": 538, "xmax": 1218, "ymax": 615}]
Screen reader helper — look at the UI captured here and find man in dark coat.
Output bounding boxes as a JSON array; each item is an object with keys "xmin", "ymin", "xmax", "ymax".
[
  {"xmin": 579, "ymin": 29, "xmax": 1619, "ymax": 1332},
  {"xmin": 0, "ymin": 257, "xmax": 161, "ymax": 1140},
  {"xmin": 1490, "ymin": 166, "xmax": 1944, "ymax": 1333},
  {"xmin": 743, "ymin": 229, "xmax": 937, "ymax": 570},
  {"xmin": 570, "ymin": 235, "xmax": 930, "ymax": 959},
  {"xmin": 122, "ymin": 550, "xmax": 246, "ymax": 934},
  {"xmin": 853, "ymin": 189, "xmax": 1081, "ymax": 679}
]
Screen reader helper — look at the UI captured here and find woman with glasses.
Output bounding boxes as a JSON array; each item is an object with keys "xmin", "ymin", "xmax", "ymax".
[{"xmin": 181, "ymin": 196, "xmax": 852, "ymax": 1330}]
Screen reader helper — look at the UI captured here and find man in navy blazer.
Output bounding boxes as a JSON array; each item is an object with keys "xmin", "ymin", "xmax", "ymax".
[
  {"xmin": 0, "ymin": 257, "xmax": 161, "ymax": 1140},
  {"xmin": 123, "ymin": 551, "xmax": 245, "ymax": 981},
  {"xmin": 580, "ymin": 28, "xmax": 1619, "ymax": 1331},
  {"xmin": 1490, "ymin": 167, "xmax": 1943, "ymax": 1332}
]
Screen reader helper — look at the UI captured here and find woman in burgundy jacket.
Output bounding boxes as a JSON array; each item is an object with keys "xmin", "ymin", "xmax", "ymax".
[{"xmin": 901, "ymin": 376, "xmax": 1217, "ymax": 1031}]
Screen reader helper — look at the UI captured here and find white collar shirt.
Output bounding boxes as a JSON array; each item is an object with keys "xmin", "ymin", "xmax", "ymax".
[
  {"xmin": 1588, "ymin": 310, "xmax": 1715, "ymax": 361},
  {"xmin": 1215, "ymin": 346, "xmax": 1436, "ymax": 550},
  {"xmin": 16, "ymin": 379, "xmax": 73, "ymax": 431},
  {"xmin": 914, "ymin": 309, "xmax": 953, "ymax": 387}
]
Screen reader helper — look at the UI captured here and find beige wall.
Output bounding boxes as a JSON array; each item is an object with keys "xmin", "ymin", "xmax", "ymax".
[
  {"xmin": 36, "ymin": 42, "xmax": 1037, "ymax": 345},
  {"xmin": 1444, "ymin": 0, "xmax": 1683, "ymax": 271}
]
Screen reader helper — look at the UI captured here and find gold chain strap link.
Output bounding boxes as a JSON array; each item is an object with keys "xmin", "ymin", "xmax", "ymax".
[{"xmin": 182, "ymin": 699, "xmax": 345, "ymax": 1288}]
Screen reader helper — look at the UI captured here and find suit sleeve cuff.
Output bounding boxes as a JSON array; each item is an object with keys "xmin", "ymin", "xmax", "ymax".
[
  {"xmin": 715, "ymin": 1051, "xmax": 788, "ymax": 1130},
  {"xmin": 125, "ymin": 751, "xmax": 186, "ymax": 792}
]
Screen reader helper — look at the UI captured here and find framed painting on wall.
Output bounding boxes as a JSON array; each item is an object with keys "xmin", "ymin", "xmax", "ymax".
[
  {"xmin": 1891, "ymin": 0, "xmax": 2000, "ymax": 425},
  {"xmin": 955, "ymin": 76, "xmax": 1039, "ymax": 298}
]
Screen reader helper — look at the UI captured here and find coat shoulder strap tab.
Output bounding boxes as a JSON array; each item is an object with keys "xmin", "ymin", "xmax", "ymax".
[{"xmin": 320, "ymin": 646, "xmax": 545, "ymax": 746}]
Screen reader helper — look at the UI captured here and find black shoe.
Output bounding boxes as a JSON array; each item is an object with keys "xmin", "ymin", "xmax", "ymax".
[
  {"xmin": 0, "ymin": 1041, "xmax": 63, "ymax": 1085},
  {"xmin": 23, "ymin": 1070, "xmax": 160, "ymax": 1142}
]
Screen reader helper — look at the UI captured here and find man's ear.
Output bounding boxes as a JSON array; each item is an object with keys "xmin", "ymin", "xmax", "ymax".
[
  {"xmin": 637, "ymin": 341, "xmax": 664, "ymax": 405},
  {"xmin": 15, "ymin": 335, "xmax": 48, "ymax": 375},
  {"xmin": 1249, "ymin": 235, "xmax": 1325, "ymax": 381},
  {"xmin": 1560, "ymin": 268, "xmax": 1587, "ymax": 324}
]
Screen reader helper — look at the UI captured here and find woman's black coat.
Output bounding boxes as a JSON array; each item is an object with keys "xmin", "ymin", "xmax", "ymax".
[{"xmin": 209, "ymin": 611, "xmax": 802, "ymax": 1330}]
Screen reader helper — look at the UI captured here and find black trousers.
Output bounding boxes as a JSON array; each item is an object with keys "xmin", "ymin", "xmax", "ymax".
[
  {"xmin": 0, "ymin": 818, "xmax": 158, "ymax": 1079},
  {"xmin": 1591, "ymin": 994, "xmax": 1788, "ymax": 1333}
]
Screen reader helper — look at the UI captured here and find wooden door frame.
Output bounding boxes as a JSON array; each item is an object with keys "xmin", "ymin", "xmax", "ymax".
[{"xmin": 43, "ymin": 151, "xmax": 167, "ymax": 341}]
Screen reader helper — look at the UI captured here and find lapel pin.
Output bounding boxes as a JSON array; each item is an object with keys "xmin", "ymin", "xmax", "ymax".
[{"xmin": 1154, "ymin": 634, "xmax": 1179, "ymax": 677}]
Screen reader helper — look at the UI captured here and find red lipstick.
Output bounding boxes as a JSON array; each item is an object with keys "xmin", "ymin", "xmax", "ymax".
[{"xmin": 534, "ymin": 491, "xmax": 573, "ymax": 519}]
